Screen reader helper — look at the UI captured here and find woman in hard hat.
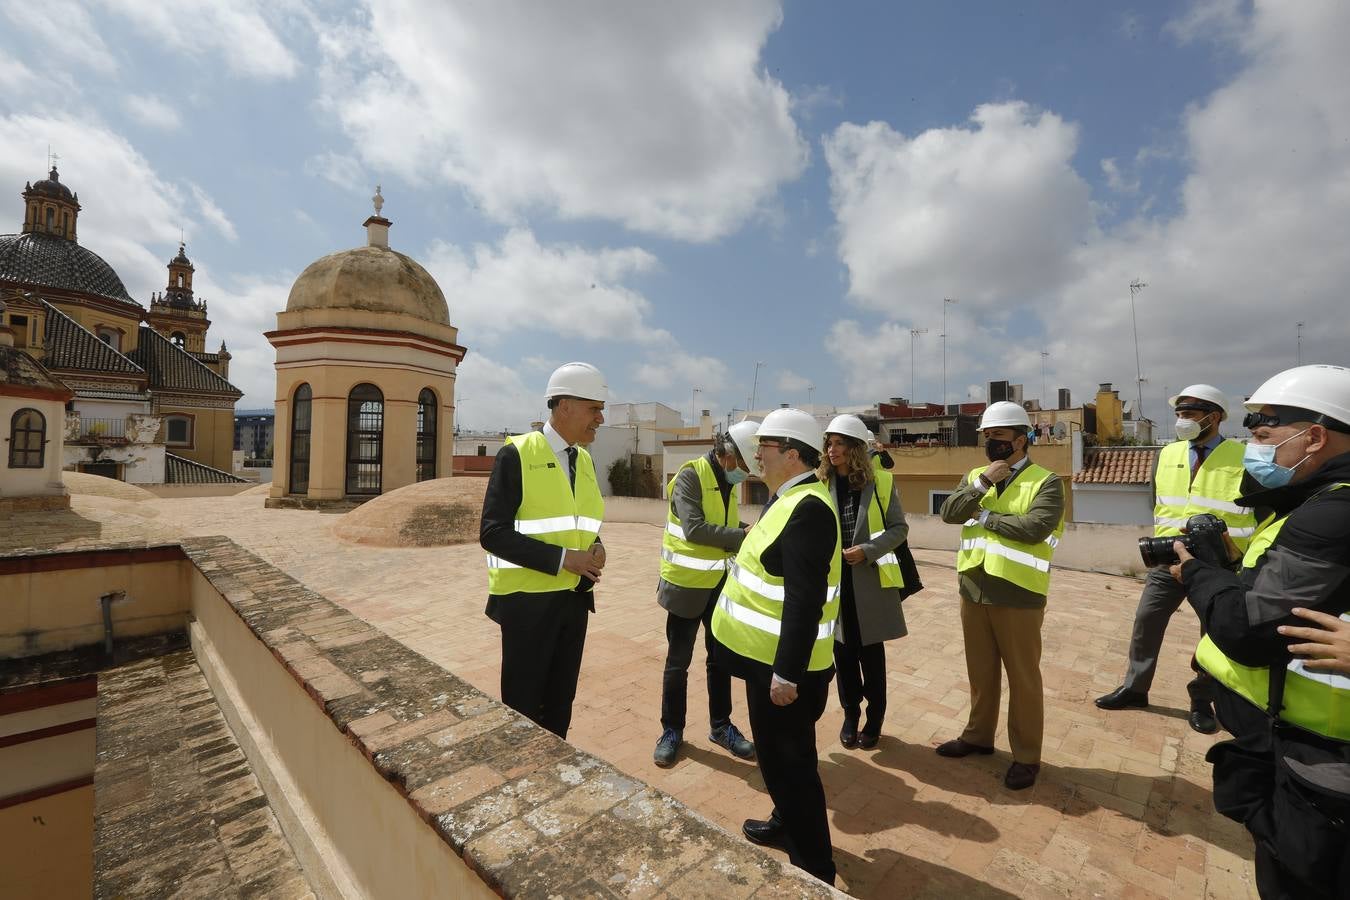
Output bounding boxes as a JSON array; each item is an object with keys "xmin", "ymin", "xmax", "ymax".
[{"xmin": 821, "ymin": 414, "xmax": 910, "ymax": 749}]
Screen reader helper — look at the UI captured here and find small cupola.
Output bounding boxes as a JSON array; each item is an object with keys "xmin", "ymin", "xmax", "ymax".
[{"xmin": 22, "ymin": 166, "xmax": 81, "ymax": 241}]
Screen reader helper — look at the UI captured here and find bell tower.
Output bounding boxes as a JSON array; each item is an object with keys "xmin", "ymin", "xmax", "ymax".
[
  {"xmin": 21, "ymin": 166, "xmax": 81, "ymax": 242},
  {"xmin": 146, "ymin": 243, "xmax": 211, "ymax": 353}
]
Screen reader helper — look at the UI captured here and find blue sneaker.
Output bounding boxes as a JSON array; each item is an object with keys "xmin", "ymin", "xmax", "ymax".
[
  {"xmin": 710, "ymin": 722, "xmax": 755, "ymax": 760},
  {"xmin": 653, "ymin": 728, "xmax": 682, "ymax": 768}
]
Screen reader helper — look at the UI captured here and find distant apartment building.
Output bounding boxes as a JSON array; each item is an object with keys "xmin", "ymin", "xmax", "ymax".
[{"xmin": 234, "ymin": 409, "xmax": 275, "ymax": 461}]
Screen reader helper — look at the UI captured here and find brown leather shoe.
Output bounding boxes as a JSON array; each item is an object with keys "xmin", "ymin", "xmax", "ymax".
[
  {"xmin": 1005, "ymin": 762, "xmax": 1040, "ymax": 790},
  {"xmin": 935, "ymin": 738, "xmax": 995, "ymax": 758}
]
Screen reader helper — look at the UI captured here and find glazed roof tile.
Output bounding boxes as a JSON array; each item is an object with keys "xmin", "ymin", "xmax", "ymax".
[
  {"xmin": 0, "ymin": 232, "xmax": 137, "ymax": 305},
  {"xmin": 126, "ymin": 326, "xmax": 241, "ymax": 397},
  {"xmin": 0, "ymin": 345, "xmax": 72, "ymax": 396},
  {"xmin": 165, "ymin": 453, "xmax": 247, "ymax": 484},
  {"xmin": 41, "ymin": 300, "xmax": 146, "ymax": 376}
]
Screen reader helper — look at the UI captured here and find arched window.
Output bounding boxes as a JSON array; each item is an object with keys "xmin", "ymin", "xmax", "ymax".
[
  {"xmin": 9, "ymin": 409, "xmax": 46, "ymax": 469},
  {"xmin": 345, "ymin": 383, "xmax": 383, "ymax": 495},
  {"xmin": 177, "ymin": 274, "xmax": 185, "ymax": 288},
  {"xmin": 289, "ymin": 383, "xmax": 311, "ymax": 494},
  {"xmin": 171, "ymin": 331, "xmax": 186, "ymax": 348},
  {"xmin": 416, "ymin": 388, "xmax": 437, "ymax": 482},
  {"xmin": 45, "ymin": 207, "xmax": 54, "ymax": 230}
]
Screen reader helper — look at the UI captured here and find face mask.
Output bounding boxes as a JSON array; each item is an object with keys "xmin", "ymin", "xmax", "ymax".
[
  {"xmin": 724, "ymin": 467, "xmax": 747, "ymax": 485},
  {"xmin": 1174, "ymin": 415, "xmax": 1209, "ymax": 442},
  {"xmin": 1242, "ymin": 429, "xmax": 1310, "ymax": 488},
  {"xmin": 985, "ymin": 438, "xmax": 1016, "ymax": 462}
]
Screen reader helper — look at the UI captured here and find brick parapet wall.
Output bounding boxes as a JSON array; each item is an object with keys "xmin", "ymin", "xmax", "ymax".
[{"xmin": 179, "ymin": 535, "xmax": 838, "ymax": 897}]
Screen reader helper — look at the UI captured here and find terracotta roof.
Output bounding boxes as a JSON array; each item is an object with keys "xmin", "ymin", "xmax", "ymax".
[
  {"xmin": 165, "ymin": 453, "xmax": 247, "ymax": 484},
  {"xmin": 126, "ymin": 326, "xmax": 241, "ymax": 396},
  {"xmin": 0, "ymin": 345, "xmax": 72, "ymax": 398},
  {"xmin": 1073, "ymin": 447, "xmax": 1160, "ymax": 485},
  {"xmin": 0, "ymin": 232, "xmax": 136, "ymax": 305},
  {"xmin": 41, "ymin": 300, "xmax": 146, "ymax": 376}
]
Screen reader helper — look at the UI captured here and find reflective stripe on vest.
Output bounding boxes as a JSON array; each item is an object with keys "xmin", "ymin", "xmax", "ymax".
[
  {"xmin": 659, "ymin": 456, "xmax": 739, "ymax": 589},
  {"xmin": 955, "ymin": 463, "xmax": 1064, "ymax": 596},
  {"xmin": 1194, "ymin": 483, "xmax": 1350, "ymax": 741},
  {"xmin": 868, "ymin": 470, "xmax": 903, "ymax": 589},
  {"xmin": 1153, "ymin": 440, "xmax": 1257, "ymax": 550},
  {"xmin": 484, "ymin": 431, "xmax": 605, "ymax": 595},
  {"xmin": 711, "ymin": 479, "xmax": 841, "ymax": 671}
]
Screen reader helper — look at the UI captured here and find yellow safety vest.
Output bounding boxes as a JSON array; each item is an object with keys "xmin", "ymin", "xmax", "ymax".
[
  {"xmin": 711, "ymin": 479, "xmax": 842, "ymax": 671},
  {"xmin": 1195, "ymin": 484, "xmax": 1350, "ymax": 741},
  {"xmin": 484, "ymin": 431, "xmax": 605, "ymax": 595},
  {"xmin": 660, "ymin": 456, "xmax": 740, "ymax": 589},
  {"xmin": 1154, "ymin": 439, "xmax": 1257, "ymax": 550},
  {"xmin": 956, "ymin": 463, "xmax": 1064, "ymax": 596},
  {"xmin": 867, "ymin": 470, "xmax": 904, "ymax": 590}
]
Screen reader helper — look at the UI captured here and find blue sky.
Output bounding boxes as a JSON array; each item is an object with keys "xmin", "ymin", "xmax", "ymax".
[{"xmin": 2, "ymin": 1, "xmax": 1346, "ymax": 433}]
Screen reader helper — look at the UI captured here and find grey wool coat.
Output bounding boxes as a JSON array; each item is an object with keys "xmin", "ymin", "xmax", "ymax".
[
  {"xmin": 656, "ymin": 454, "xmax": 746, "ymax": 619},
  {"xmin": 829, "ymin": 473, "xmax": 909, "ymax": 646}
]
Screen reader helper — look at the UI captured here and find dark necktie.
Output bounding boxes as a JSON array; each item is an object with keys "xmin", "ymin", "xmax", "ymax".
[
  {"xmin": 1191, "ymin": 444, "xmax": 1207, "ymax": 485},
  {"xmin": 565, "ymin": 446, "xmax": 577, "ymax": 492},
  {"xmin": 761, "ymin": 493, "xmax": 776, "ymax": 517}
]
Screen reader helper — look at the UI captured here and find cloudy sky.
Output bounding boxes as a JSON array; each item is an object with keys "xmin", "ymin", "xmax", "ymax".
[{"xmin": 2, "ymin": 1, "xmax": 1346, "ymax": 434}]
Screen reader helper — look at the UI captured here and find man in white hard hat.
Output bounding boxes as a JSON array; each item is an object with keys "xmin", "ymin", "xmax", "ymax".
[
  {"xmin": 1171, "ymin": 364, "xmax": 1350, "ymax": 899},
  {"xmin": 652, "ymin": 420, "xmax": 757, "ymax": 768},
  {"xmin": 937, "ymin": 400, "xmax": 1065, "ymax": 790},
  {"xmin": 1097, "ymin": 384, "xmax": 1258, "ymax": 734},
  {"xmin": 711, "ymin": 408, "xmax": 840, "ymax": 885},
  {"xmin": 480, "ymin": 362, "xmax": 608, "ymax": 738}
]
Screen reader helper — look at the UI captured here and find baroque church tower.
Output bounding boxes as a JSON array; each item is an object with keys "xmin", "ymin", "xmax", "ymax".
[{"xmin": 145, "ymin": 243, "xmax": 231, "ymax": 379}]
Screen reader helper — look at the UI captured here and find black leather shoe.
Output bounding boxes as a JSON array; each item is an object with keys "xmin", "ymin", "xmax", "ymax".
[
  {"xmin": 1005, "ymin": 762, "xmax": 1040, "ymax": 790},
  {"xmin": 935, "ymin": 738, "xmax": 995, "ymax": 758},
  {"xmin": 857, "ymin": 729, "xmax": 881, "ymax": 750},
  {"xmin": 839, "ymin": 718, "xmax": 859, "ymax": 749},
  {"xmin": 742, "ymin": 816, "xmax": 788, "ymax": 851},
  {"xmin": 1095, "ymin": 686, "xmax": 1148, "ymax": 710},
  {"xmin": 1189, "ymin": 707, "xmax": 1219, "ymax": 735}
]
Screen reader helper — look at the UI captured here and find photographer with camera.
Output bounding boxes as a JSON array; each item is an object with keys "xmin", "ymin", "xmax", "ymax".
[
  {"xmin": 1097, "ymin": 385, "xmax": 1258, "ymax": 733},
  {"xmin": 1172, "ymin": 364, "xmax": 1350, "ymax": 900}
]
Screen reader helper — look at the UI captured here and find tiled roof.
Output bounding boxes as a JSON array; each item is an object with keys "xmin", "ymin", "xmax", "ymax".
[
  {"xmin": 165, "ymin": 453, "xmax": 247, "ymax": 484},
  {"xmin": 41, "ymin": 300, "xmax": 146, "ymax": 376},
  {"xmin": 0, "ymin": 345, "xmax": 72, "ymax": 396},
  {"xmin": 1073, "ymin": 447, "xmax": 1160, "ymax": 485},
  {"xmin": 0, "ymin": 232, "xmax": 137, "ymax": 304},
  {"xmin": 126, "ymin": 326, "xmax": 241, "ymax": 397}
]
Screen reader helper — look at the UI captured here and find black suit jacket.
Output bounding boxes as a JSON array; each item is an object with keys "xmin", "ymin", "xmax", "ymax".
[
  {"xmin": 715, "ymin": 474, "xmax": 837, "ymax": 685},
  {"xmin": 480, "ymin": 442, "xmax": 596, "ymax": 622}
]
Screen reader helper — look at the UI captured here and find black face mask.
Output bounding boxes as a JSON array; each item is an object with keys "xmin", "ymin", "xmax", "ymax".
[{"xmin": 985, "ymin": 438, "xmax": 1016, "ymax": 461}]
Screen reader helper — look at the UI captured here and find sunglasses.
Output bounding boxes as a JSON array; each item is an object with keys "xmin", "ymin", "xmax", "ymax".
[{"xmin": 1243, "ymin": 406, "xmax": 1350, "ymax": 434}]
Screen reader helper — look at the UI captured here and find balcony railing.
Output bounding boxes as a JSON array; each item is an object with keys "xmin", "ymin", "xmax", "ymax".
[{"xmin": 79, "ymin": 417, "xmax": 126, "ymax": 440}]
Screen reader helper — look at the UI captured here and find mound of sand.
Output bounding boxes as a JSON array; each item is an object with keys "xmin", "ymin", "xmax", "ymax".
[
  {"xmin": 64, "ymin": 471, "xmax": 157, "ymax": 502},
  {"xmin": 332, "ymin": 477, "xmax": 489, "ymax": 547}
]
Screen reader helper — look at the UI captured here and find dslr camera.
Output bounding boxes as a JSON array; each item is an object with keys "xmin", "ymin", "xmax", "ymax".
[{"xmin": 1138, "ymin": 513, "xmax": 1231, "ymax": 568}]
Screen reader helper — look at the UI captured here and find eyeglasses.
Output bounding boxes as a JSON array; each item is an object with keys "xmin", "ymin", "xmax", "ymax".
[{"xmin": 756, "ymin": 439, "xmax": 786, "ymax": 452}]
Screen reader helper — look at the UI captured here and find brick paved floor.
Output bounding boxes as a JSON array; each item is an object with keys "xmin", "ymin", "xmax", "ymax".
[{"xmin": 6, "ymin": 492, "xmax": 1258, "ymax": 898}]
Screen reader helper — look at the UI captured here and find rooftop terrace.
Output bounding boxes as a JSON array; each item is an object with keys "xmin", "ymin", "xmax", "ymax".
[{"xmin": 1, "ymin": 487, "xmax": 1258, "ymax": 897}]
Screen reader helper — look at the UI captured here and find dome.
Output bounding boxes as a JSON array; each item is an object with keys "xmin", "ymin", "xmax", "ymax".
[
  {"xmin": 0, "ymin": 231, "xmax": 136, "ymax": 305},
  {"xmin": 27, "ymin": 167, "xmax": 76, "ymax": 202},
  {"xmin": 285, "ymin": 244, "xmax": 450, "ymax": 326}
]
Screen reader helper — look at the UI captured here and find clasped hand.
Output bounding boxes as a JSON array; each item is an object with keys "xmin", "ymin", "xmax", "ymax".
[{"xmin": 563, "ymin": 544, "xmax": 605, "ymax": 581}]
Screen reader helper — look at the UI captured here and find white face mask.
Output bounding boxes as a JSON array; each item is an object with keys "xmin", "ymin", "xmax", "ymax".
[{"xmin": 1175, "ymin": 413, "xmax": 1212, "ymax": 442}]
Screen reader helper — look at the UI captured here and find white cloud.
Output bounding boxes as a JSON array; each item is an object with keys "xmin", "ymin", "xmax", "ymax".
[
  {"xmin": 188, "ymin": 183, "xmax": 238, "ymax": 243},
  {"xmin": 2, "ymin": 2, "xmax": 118, "ymax": 74},
  {"xmin": 192, "ymin": 273, "xmax": 294, "ymax": 408},
  {"xmin": 824, "ymin": 2, "xmax": 1350, "ymax": 421},
  {"xmin": 775, "ymin": 369, "xmax": 811, "ymax": 394},
  {"xmin": 303, "ymin": 152, "xmax": 366, "ymax": 193},
  {"xmin": 316, "ymin": 0, "xmax": 807, "ymax": 241},
  {"xmin": 452, "ymin": 353, "xmax": 539, "ymax": 434},
  {"xmin": 421, "ymin": 228, "xmax": 663, "ymax": 346},
  {"xmin": 824, "ymin": 102, "xmax": 1093, "ymax": 312},
  {"xmin": 123, "ymin": 94, "xmax": 182, "ymax": 131},
  {"xmin": 1100, "ymin": 158, "xmax": 1139, "ymax": 194},
  {"xmin": 0, "ymin": 55, "xmax": 39, "ymax": 94},
  {"xmin": 94, "ymin": 0, "xmax": 298, "ymax": 79},
  {"xmin": 633, "ymin": 352, "xmax": 731, "ymax": 394}
]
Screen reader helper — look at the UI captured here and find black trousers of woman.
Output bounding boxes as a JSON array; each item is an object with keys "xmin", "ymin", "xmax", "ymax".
[{"xmin": 834, "ymin": 569, "xmax": 887, "ymax": 736}]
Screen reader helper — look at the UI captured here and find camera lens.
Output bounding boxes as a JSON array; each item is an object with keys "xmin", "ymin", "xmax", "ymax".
[{"xmin": 1138, "ymin": 535, "xmax": 1180, "ymax": 568}]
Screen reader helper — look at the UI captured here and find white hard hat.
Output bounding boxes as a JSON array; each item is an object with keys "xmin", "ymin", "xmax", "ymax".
[
  {"xmin": 825, "ymin": 414, "xmax": 873, "ymax": 445},
  {"xmin": 979, "ymin": 401, "xmax": 1031, "ymax": 431},
  {"xmin": 1245, "ymin": 364, "xmax": 1350, "ymax": 428},
  {"xmin": 727, "ymin": 419, "xmax": 762, "ymax": 477},
  {"xmin": 545, "ymin": 362, "xmax": 607, "ymax": 402},
  {"xmin": 1169, "ymin": 384, "xmax": 1229, "ymax": 421},
  {"xmin": 756, "ymin": 407, "xmax": 823, "ymax": 449}
]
